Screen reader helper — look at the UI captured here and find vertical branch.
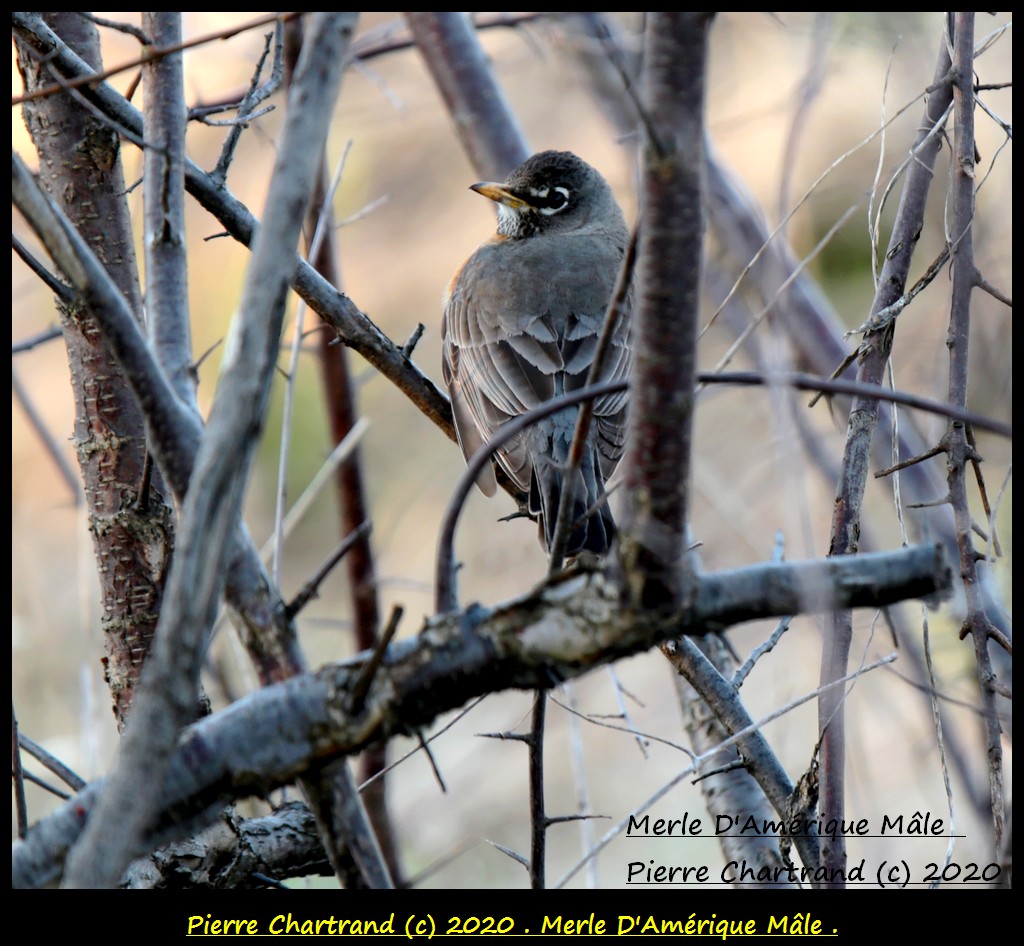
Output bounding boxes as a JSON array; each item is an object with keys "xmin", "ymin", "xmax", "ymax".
[
  {"xmin": 12, "ymin": 705, "xmax": 29, "ymax": 839},
  {"xmin": 14, "ymin": 13, "xmax": 176, "ymax": 731},
  {"xmin": 818, "ymin": 22, "xmax": 955, "ymax": 886},
  {"xmin": 528, "ymin": 692, "xmax": 548, "ymax": 889},
  {"xmin": 143, "ymin": 12, "xmax": 194, "ymax": 407},
  {"xmin": 943, "ymin": 12, "xmax": 1006, "ymax": 855},
  {"xmin": 310, "ymin": 201, "xmax": 402, "ymax": 880},
  {"xmin": 13, "ymin": 12, "xmax": 307, "ymax": 690},
  {"xmin": 16, "ymin": 17, "xmax": 387, "ymax": 889},
  {"xmin": 277, "ymin": 17, "xmax": 395, "ymax": 892},
  {"xmin": 619, "ymin": 13, "xmax": 712, "ymax": 608}
]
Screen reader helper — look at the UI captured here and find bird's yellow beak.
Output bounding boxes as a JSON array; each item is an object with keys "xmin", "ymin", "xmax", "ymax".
[{"xmin": 470, "ymin": 182, "xmax": 530, "ymax": 211}]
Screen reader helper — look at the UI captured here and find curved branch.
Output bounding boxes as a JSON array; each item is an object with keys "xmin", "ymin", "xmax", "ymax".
[{"xmin": 435, "ymin": 381, "xmax": 627, "ymax": 613}]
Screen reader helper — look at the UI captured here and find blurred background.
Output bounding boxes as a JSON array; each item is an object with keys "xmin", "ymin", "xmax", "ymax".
[{"xmin": 12, "ymin": 12, "xmax": 1011, "ymax": 887}]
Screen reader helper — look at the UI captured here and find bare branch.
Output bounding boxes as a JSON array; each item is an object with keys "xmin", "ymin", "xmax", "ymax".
[
  {"xmin": 60, "ymin": 13, "xmax": 356, "ymax": 890},
  {"xmin": 11, "ymin": 366, "xmax": 81, "ymax": 505},
  {"xmin": 14, "ymin": 12, "xmax": 176, "ymax": 731},
  {"xmin": 143, "ymin": 13, "xmax": 195, "ymax": 407},
  {"xmin": 12, "ymin": 11, "xmax": 301, "ymax": 107},
  {"xmin": 619, "ymin": 13, "xmax": 713, "ymax": 608},
  {"xmin": 819, "ymin": 20, "xmax": 955, "ymax": 886},
  {"xmin": 12, "ymin": 234, "xmax": 72, "ymax": 302},
  {"xmin": 14, "ymin": 543, "xmax": 948, "ymax": 888},
  {"xmin": 13, "ymin": 11, "xmax": 456, "ymax": 448},
  {"xmin": 17, "ymin": 734, "xmax": 86, "ymax": 792},
  {"xmin": 944, "ymin": 12, "xmax": 1006, "ymax": 856}
]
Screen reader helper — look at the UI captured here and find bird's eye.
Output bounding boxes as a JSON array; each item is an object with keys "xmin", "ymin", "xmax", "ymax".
[{"xmin": 536, "ymin": 186, "xmax": 571, "ymax": 216}]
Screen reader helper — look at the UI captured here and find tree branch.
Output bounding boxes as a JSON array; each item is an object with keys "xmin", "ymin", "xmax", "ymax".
[
  {"xmin": 819, "ymin": 20, "xmax": 955, "ymax": 886},
  {"xmin": 12, "ymin": 11, "xmax": 456, "ymax": 450},
  {"xmin": 60, "ymin": 12, "xmax": 356, "ymax": 889},
  {"xmin": 143, "ymin": 13, "xmax": 195, "ymax": 407},
  {"xmin": 13, "ymin": 540, "xmax": 950, "ymax": 888},
  {"xmin": 619, "ymin": 12, "xmax": 713, "ymax": 608},
  {"xmin": 944, "ymin": 11, "xmax": 1006, "ymax": 858}
]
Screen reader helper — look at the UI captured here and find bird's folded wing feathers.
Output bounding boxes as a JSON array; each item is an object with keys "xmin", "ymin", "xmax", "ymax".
[{"xmin": 442, "ymin": 237, "xmax": 631, "ymax": 494}]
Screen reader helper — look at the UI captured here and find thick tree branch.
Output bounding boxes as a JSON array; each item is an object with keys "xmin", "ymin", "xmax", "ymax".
[
  {"xmin": 14, "ymin": 13, "xmax": 176, "ymax": 729},
  {"xmin": 122, "ymin": 802, "xmax": 332, "ymax": 889},
  {"xmin": 60, "ymin": 13, "xmax": 355, "ymax": 889},
  {"xmin": 619, "ymin": 13, "xmax": 712, "ymax": 608},
  {"xmin": 13, "ymin": 540, "xmax": 950, "ymax": 888}
]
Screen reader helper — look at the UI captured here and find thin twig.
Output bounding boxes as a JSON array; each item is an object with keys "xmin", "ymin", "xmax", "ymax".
[
  {"xmin": 18, "ymin": 733, "xmax": 87, "ymax": 791},
  {"xmin": 874, "ymin": 445, "xmax": 944, "ymax": 479},
  {"xmin": 12, "ymin": 234, "xmax": 73, "ymax": 302},
  {"xmin": 11, "ymin": 366, "xmax": 82, "ymax": 505},
  {"xmin": 346, "ymin": 603, "xmax": 403, "ymax": 713},
  {"xmin": 19, "ymin": 769, "xmax": 72, "ymax": 801},
  {"xmin": 358, "ymin": 697, "xmax": 488, "ymax": 792},
  {"xmin": 732, "ymin": 618, "xmax": 792, "ymax": 688},
  {"xmin": 12, "ymin": 706, "xmax": 29, "ymax": 838},
  {"xmin": 211, "ymin": 26, "xmax": 282, "ymax": 185},
  {"xmin": 12, "ymin": 11, "xmax": 302, "ymax": 107},
  {"xmin": 706, "ymin": 371, "xmax": 1010, "ymax": 438},
  {"xmin": 75, "ymin": 12, "xmax": 151, "ymax": 43},
  {"xmin": 258, "ymin": 419, "xmax": 369, "ymax": 565},
  {"xmin": 564, "ymin": 685, "xmax": 598, "ymax": 887},
  {"xmin": 350, "ymin": 12, "xmax": 551, "ymax": 63},
  {"xmin": 555, "ymin": 653, "xmax": 899, "ymax": 889},
  {"xmin": 528, "ymin": 692, "xmax": 547, "ymax": 889},
  {"xmin": 548, "ymin": 693, "xmax": 695, "ymax": 759},
  {"xmin": 286, "ymin": 522, "xmax": 372, "ymax": 620},
  {"xmin": 272, "ymin": 141, "xmax": 351, "ymax": 587},
  {"xmin": 11, "ymin": 325, "xmax": 63, "ymax": 354},
  {"xmin": 701, "ymin": 93, "xmax": 950, "ymax": 340}
]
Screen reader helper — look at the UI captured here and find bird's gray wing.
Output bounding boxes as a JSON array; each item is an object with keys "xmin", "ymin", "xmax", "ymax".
[
  {"xmin": 552, "ymin": 242, "xmax": 632, "ymax": 479},
  {"xmin": 443, "ymin": 234, "xmax": 632, "ymax": 494},
  {"xmin": 442, "ymin": 242, "xmax": 560, "ymax": 495}
]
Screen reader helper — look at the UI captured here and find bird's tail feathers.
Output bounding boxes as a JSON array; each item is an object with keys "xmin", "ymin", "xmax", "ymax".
[{"xmin": 530, "ymin": 439, "xmax": 615, "ymax": 556}]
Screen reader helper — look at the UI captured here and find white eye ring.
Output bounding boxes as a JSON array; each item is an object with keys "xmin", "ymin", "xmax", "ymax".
[{"xmin": 539, "ymin": 186, "xmax": 571, "ymax": 216}]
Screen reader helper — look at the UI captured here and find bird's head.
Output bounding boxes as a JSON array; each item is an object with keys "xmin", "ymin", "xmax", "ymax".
[{"xmin": 470, "ymin": 150, "xmax": 623, "ymax": 239}]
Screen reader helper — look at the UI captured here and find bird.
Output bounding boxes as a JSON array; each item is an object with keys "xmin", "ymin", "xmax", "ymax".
[{"xmin": 442, "ymin": 150, "xmax": 632, "ymax": 557}]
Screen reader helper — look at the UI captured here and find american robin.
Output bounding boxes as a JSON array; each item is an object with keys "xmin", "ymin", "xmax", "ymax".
[{"xmin": 442, "ymin": 150, "xmax": 631, "ymax": 555}]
